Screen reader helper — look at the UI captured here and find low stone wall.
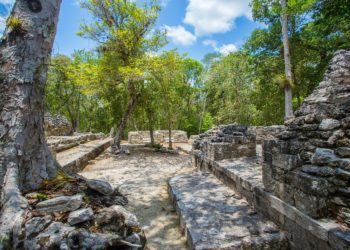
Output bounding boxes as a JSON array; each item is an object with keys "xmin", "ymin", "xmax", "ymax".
[
  {"xmin": 47, "ymin": 133, "xmax": 106, "ymax": 153},
  {"xmin": 192, "ymin": 125, "xmax": 256, "ymax": 161},
  {"xmin": 44, "ymin": 113, "xmax": 73, "ymax": 136},
  {"xmin": 252, "ymin": 125, "xmax": 285, "ymax": 143},
  {"xmin": 128, "ymin": 130, "xmax": 188, "ymax": 144},
  {"xmin": 263, "ymin": 50, "xmax": 350, "ymax": 224}
]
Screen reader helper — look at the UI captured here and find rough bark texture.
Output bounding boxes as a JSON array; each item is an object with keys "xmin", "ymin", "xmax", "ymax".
[
  {"xmin": 281, "ymin": 0, "xmax": 294, "ymax": 119},
  {"xmin": 114, "ymin": 94, "xmax": 138, "ymax": 148},
  {"xmin": 0, "ymin": 0, "xmax": 61, "ymax": 244}
]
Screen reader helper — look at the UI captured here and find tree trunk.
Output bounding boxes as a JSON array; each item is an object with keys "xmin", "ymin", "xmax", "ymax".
[
  {"xmin": 280, "ymin": 0, "xmax": 294, "ymax": 119},
  {"xmin": 199, "ymin": 94, "xmax": 207, "ymax": 134},
  {"xmin": 0, "ymin": 0, "xmax": 62, "ymax": 244},
  {"xmin": 114, "ymin": 94, "xmax": 139, "ymax": 148},
  {"xmin": 147, "ymin": 109, "xmax": 155, "ymax": 146},
  {"xmin": 168, "ymin": 119, "xmax": 173, "ymax": 149}
]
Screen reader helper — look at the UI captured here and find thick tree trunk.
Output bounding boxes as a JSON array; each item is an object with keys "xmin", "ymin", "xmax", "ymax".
[
  {"xmin": 114, "ymin": 94, "xmax": 138, "ymax": 148},
  {"xmin": 281, "ymin": 0, "xmax": 294, "ymax": 119},
  {"xmin": 0, "ymin": 0, "xmax": 61, "ymax": 243}
]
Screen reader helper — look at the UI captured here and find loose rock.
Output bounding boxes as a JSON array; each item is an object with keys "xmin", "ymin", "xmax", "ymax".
[
  {"xmin": 67, "ymin": 208, "xmax": 94, "ymax": 225},
  {"xmin": 87, "ymin": 179, "xmax": 114, "ymax": 196},
  {"xmin": 35, "ymin": 194, "xmax": 83, "ymax": 215}
]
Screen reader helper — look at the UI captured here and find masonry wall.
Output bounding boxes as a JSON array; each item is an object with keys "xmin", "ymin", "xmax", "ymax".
[{"xmin": 263, "ymin": 50, "xmax": 350, "ymax": 225}]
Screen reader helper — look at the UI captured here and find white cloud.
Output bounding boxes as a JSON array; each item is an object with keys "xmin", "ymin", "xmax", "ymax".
[
  {"xmin": 203, "ymin": 39, "xmax": 237, "ymax": 55},
  {"xmin": 217, "ymin": 43, "xmax": 237, "ymax": 55},
  {"xmin": 184, "ymin": 0, "xmax": 251, "ymax": 36},
  {"xmin": 165, "ymin": 25, "xmax": 197, "ymax": 46}
]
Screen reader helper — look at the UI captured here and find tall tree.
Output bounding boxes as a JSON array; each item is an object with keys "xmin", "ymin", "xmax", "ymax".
[
  {"xmin": 280, "ymin": 0, "xmax": 294, "ymax": 119},
  {"xmin": 79, "ymin": 0, "xmax": 165, "ymax": 149},
  {"xmin": 0, "ymin": 0, "xmax": 62, "ymax": 244}
]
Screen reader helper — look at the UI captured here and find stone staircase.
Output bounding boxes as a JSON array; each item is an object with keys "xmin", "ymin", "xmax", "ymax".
[
  {"xmin": 169, "ymin": 171, "xmax": 288, "ymax": 250},
  {"xmin": 168, "ymin": 124, "xmax": 350, "ymax": 250}
]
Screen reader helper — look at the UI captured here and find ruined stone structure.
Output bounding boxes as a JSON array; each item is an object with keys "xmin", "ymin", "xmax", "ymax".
[
  {"xmin": 44, "ymin": 113, "xmax": 73, "ymax": 136},
  {"xmin": 169, "ymin": 51, "xmax": 350, "ymax": 250},
  {"xmin": 193, "ymin": 125, "xmax": 257, "ymax": 160},
  {"xmin": 253, "ymin": 125, "xmax": 286, "ymax": 143},
  {"xmin": 128, "ymin": 130, "xmax": 188, "ymax": 144},
  {"xmin": 263, "ymin": 50, "xmax": 350, "ymax": 224}
]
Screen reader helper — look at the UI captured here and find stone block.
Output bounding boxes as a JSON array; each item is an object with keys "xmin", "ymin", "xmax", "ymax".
[
  {"xmin": 293, "ymin": 191, "xmax": 328, "ymax": 218},
  {"xmin": 272, "ymin": 153, "xmax": 301, "ymax": 171},
  {"xmin": 35, "ymin": 195, "xmax": 83, "ymax": 215},
  {"xmin": 319, "ymin": 119, "xmax": 341, "ymax": 131},
  {"xmin": 286, "ymin": 171, "xmax": 332, "ymax": 197},
  {"xmin": 207, "ymin": 142, "xmax": 256, "ymax": 161}
]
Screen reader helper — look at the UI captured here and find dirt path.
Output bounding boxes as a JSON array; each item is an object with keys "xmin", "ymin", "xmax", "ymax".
[{"xmin": 80, "ymin": 147, "xmax": 193, "ymax": 250}]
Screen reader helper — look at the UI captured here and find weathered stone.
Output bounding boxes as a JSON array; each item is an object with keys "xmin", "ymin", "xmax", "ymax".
[
  {"xmin": 94, "ymin": 205, "xmax": 139, "ymax": 232},
  {"xmin": 329, "ymin": 228, "xmax": 350, "ymax": 250},
  {"xmin": 87, "ymin": 179, "xmax": 114, "ymax": 196},
  {"xmin": 35, "ymin": 195, "xmax": 83, "ymax": 214},
  {"xmin": 169, "ymin": 172, "xmax": 288, "ymax": 250},
  {"xmin": 25, "ymin": 215, "xmax": 52, "ymax": 238},
  {"xmin": 66, "ymin": 229, "xmax": 110, "ymax": 249},
  {"xmin": 287, "ymin": 171, "xmax": 332, "ymax": 197},
  {"xmin": 67, "ymin": 208, "xmax": 94, "ymax": 225},
  {"xmin": 293, "ymin": 191, "xmax": 328, "ymax": 218},
  {"xmin": 44, "ymin": 113, "xmax": 73, "ymax": 137},
  {"xmin": 336, "ymin": 187, "xmax": 350, "ymax": 198},
  {"xmin": 109, "ymin": 205, "xmax": 139, "ymax": 228},
  {"xmin": 319, "ymin": 119, "xmax": 341, "ymax": 131},
  {"xmin": 332, "ymin": 197, "xmax": 350, "ymax": 207},
  {"xmin": 272, "ymin": 153, "xmax": 301, "ymax": 171},
  {"xmin": 25, "ymin": 222, "xmax": 75, "ymax": 250},
  {"xmin": 301, "ymin": 165, "xmax": 335, "ymax": 177},
  {"xmin": 337, "ymin": 208, "xmax": 350, "ymax": 227},
  {"xmin": 335, "ymin": 147, "xmax": 350, "ymax": 157},
  {"xmin": 94, "ymin": 207, "xmax": 125, "ymax": 232},
  {"xmin": 311, "ymin": 148, "xmax": 338, "ymax": 166}
]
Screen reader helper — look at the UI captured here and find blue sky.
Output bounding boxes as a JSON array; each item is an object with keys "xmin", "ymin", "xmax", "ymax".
[{"xmin": 0, "ymin": 0, "xmax": 261, "ymax": 61}]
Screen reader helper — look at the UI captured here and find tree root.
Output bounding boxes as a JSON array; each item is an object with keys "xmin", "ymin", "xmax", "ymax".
[{"xmin": 0, "ymin": 166, "xmax": 28, "ymax": 249}]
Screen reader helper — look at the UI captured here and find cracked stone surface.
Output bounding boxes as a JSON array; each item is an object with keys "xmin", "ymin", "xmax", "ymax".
[
  {"xmin": 169, "ymin": 171, "xmax": 288, "ymax": 250},
  {"xmin": 80, "ymin": 147, "xmax": 194, "ymax": 250}
]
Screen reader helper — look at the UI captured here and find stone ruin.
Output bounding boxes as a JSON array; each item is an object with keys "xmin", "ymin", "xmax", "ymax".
[
  {"xmin": 128, "ymin": 130, "xmax": 188, "ymax": 144},
  {"xmin": 169, "ymin": 50, "xmax": 350, "ymax": 250},
  {"xmin": 193, "ymin": 125, "xmax": 257, "ymax": 161},
  {"xmin": 263, "ymin": 50, "xmax": 350, "ymax": 223},
  {"xmin": 44, "ymin": 113, "xmax": 73, "ymax": 137}
]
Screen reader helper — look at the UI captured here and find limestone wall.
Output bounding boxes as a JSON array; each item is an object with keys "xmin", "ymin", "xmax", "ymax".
[
  {"xmin": 128, "ymin": 130, "xmax": 188, "ymax": 144},
  {"xmin": 44, "ymin": 113, "xmax": 73, "ymax": 136},
  {"xmin": 253, "ymin": 125, "xmax": 286, "ymax": 143},
  {"xmin": 262, "ymin": 50, "xmax": 350, "ymax": 225},
  {"xmin": 192, "ymin": 125, "xmax": 257, "ymax": 161}
]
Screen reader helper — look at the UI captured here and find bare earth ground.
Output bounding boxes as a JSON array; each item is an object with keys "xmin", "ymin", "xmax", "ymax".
[{"xmin": 80, "ymin": 147, "xmax": 194, "ymax": 250}]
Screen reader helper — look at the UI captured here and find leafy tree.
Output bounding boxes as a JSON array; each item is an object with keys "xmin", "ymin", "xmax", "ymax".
[{"xmin": 79, "ymin": 0, "xmax": 166, "ymax": 148}]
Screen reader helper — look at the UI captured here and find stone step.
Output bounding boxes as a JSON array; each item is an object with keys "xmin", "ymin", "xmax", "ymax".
[
  {"xmin": 57, "ymin": 138, "xmax": 113, "ymax": 172},
  {"xmin": 168, "ymin": 171, "xmax": 288, "ymax": 250},
  {"xmin": 193, "ymin": 151, "xmax": 350, "ymax": 250}
]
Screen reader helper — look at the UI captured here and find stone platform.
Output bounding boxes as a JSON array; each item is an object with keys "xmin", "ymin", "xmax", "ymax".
[
  {"xmin": 193, "ymin": 151, "xmax": 350, "ymax": 250},
  {"xmin": 57, "ymin": 138, "xmax": 113, "ymax": 172},
  {"xmin": 169, "ymin": 171, "xmax": 288, "ymax": 250}
]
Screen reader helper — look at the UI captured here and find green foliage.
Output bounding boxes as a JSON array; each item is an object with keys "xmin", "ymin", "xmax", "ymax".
[
  {"xmin": 45, "ymin": 0, "xmax": 350, "ymax": 136},
  {"xmin": 36, "ymin": 193, "xmax": 48, "ymax": 201}
]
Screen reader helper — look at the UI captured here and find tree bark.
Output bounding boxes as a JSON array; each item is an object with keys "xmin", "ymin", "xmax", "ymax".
[
  {"xmin": 168, "ymin": 119, "xmax": 173, "ymax": 149},
  {"xmin": 0, "ymin": 0, "xmax": 62, "ymax": 243},
  {"xmin": 147, "ymin": 109, "xmax": 155, "ymax": 146},
  {"xmin": 280, "ymin": 0, "xmax": 294, "ymax": 119},
  {"xmin": 114, "ymin": 94, "xmax": 139, "ymax": 148}
]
